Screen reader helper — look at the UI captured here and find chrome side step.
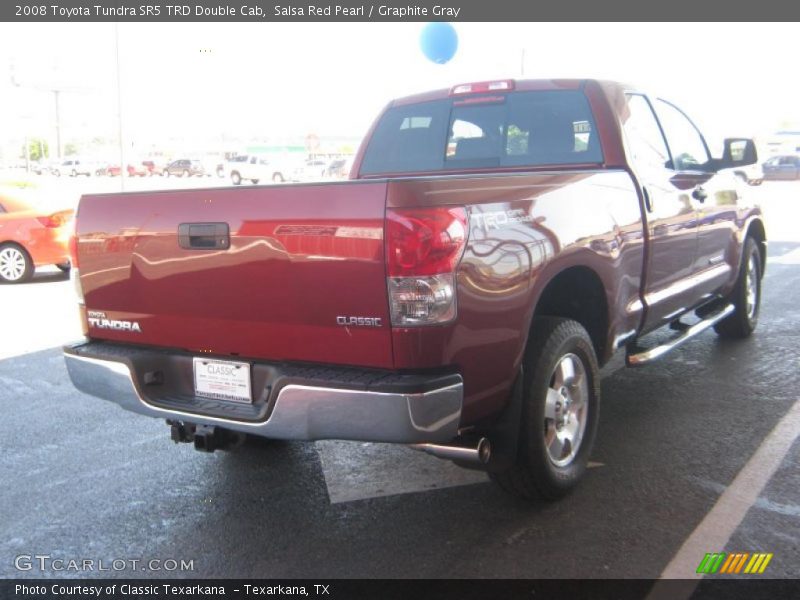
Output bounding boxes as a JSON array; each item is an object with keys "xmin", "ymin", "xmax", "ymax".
[{"xmin": 626, "ymin": 303, "xmax": 735, "ymax": 367}]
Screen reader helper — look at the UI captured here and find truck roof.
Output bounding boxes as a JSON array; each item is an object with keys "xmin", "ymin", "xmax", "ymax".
[{"xmin": 389, "ymin": 79, "xmax": 632, "ymax": 107}]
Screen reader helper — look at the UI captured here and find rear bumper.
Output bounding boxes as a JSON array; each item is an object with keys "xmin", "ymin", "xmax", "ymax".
[{"xmin": 63, "ymin": 341, "xmax": 462, "ymax": 444}]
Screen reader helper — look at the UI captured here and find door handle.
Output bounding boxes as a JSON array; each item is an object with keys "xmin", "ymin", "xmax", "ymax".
[
  {"xmin": 692, "ymin": 186, "xmax": 708, "ymax": 202},
  {"xmin": 178, "ymin": 223, "xmax": 230, "ymax": 250}
]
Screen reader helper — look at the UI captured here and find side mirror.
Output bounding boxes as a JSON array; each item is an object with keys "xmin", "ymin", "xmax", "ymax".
[{"xmin": 718, "ymin": 138, "xmax": 758, "ymax": 169}]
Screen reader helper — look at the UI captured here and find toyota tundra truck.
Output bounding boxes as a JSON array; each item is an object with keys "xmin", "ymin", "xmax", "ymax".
[{"xmin": 63, "ymin": 79, "xmax": 765, "ymax": 501}]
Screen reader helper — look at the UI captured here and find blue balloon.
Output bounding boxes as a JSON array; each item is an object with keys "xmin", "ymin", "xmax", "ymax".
[{"xmin": 420, "ymin": 22, "xmax": 458, "ymax": 65}]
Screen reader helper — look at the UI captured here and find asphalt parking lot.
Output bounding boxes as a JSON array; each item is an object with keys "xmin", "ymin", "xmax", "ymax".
[{"xmin": 0, "ymin": 176, "xmax": 798, "ymax": 581}]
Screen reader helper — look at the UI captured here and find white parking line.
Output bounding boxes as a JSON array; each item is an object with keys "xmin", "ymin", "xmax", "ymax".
[{"xmin": 648, "ymin": 398, "xmax": 800, "ymax": 596}]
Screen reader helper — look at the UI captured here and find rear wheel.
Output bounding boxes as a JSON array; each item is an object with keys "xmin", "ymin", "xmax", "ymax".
[
  {"xmin": 714, "ymin": 237, "xmax": 762, "ymax": 339},
  {"xmin": 272, "ymin": 172, "xmax": 284, "ymax": 183},
  {"xmin": 231, "ymin": 171, "xmax": 242, "ymax": 185},
  {"xmin": 0, "ymin": 243, "xmax": 34, "ymax": 283},
  {"xmin": 490, "ymin": 317, "xmax": 600, "ymax": 501}
]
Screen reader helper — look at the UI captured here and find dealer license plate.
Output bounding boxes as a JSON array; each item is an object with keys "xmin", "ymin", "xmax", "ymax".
[{"xmin": 193, "ymin": 358, "xmax": 252, "ymax": 404}]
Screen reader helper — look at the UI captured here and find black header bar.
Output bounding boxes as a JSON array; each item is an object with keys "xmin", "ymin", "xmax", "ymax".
[
  {"xmin": 3, "ymin": 0, "xmax": 800, "ymax": 22},
  {"xmin": 3, "ymin": 579, "xmax": 800, "ymax": 600}
]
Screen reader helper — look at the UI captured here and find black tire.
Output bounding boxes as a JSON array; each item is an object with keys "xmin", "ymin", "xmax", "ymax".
[
  {"xmin": 0, "ymin": 243, "xmax": 34, "ymax": 283},
  {"xmin": 56, "ymin": 262, "xmax": 71, "ymax": 273},
  {"xmin": 714, "ymin": 237, "xmax": 762, "ymax": 339},
  {"xmin": 231, "ymin": 171, "xmax": 242, "ymax": 185},
  {"xmin": 490, "ymin": 317, "xmax": 600, "ymax": 501},
  {"xmin": 272, "ymin": 172, "xmax": 284, "ymax": 183}
]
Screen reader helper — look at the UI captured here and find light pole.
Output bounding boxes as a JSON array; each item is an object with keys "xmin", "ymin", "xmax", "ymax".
[{"xmin": 9, "ymin": 57, "xmax": 91, "ymax": 162}]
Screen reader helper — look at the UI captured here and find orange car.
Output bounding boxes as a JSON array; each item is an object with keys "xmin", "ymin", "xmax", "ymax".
[{"xmin": 0, "ymin": 191, "xmax": 73, "ymax": 283}]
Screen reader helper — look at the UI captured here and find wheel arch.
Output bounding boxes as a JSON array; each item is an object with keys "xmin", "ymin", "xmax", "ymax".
[
  {"xmin": 528, "ymin": 265, "xmax": 610, "ymax": 366},
  {"xmin": 745, "ymin": 217, "xmax": 767, "ymax": 276}
]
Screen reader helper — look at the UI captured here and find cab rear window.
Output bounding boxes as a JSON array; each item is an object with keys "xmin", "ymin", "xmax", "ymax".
[{"xmin": 359, "ymin": 90, "xmax": 603, "ymax": 175}]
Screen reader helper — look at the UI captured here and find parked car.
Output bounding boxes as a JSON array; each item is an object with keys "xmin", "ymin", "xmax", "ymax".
[
  {"xmin": 126, "ymin": 162, "xmax": 150, "ymax": 177},
  {"xmin": 762, "ymin": 155, "xmax": 800, "ymax": 180},
  {"xmin": 165, "ymin": 159, "xmax": 204, "ymax": 177},
  {"xmin": 64, "ymin": 79, "xmax": 765, "ymax": 502},
  {"xmin": 325, "ymin": 157, "xmax": 354, "ymax": 179},
  {"xmin": 227, "ymin": 154, "xmax": 289, "ymax": 185},
  {"xmin": 733, "ymin": 162, "xmax": 763, "ymax": 186},
  {"xmin": 31, "ymin": 161, "xmax": 55, "ymax": 176},
  {"xmin": 94, "ymin": 163, "xmax": 121, "ymax": 177},
  {"xmin": 141, "ymin": 160, "xmax": 165, "ymax": 176},
  {"xmin": 52, "ymin": 159, "xmax": 92, "ymax": 177},
  {"xmin": 0, "ymin": 191, "xmax": 73, "ymax": 283},
  {"xmin": 298, "ymin": 158, "xmax": 328, "ymax": 182}
]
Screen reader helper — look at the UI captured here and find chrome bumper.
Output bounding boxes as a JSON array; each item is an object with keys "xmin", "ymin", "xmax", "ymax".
[{"xmin": 63, "ymin": 349, "xmax": 462, "ymax": 444}]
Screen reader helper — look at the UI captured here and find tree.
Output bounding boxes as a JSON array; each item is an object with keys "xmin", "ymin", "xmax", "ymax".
[{"xmin": 25, "ymin": 139, "xmax": 49, "ymax": 162}]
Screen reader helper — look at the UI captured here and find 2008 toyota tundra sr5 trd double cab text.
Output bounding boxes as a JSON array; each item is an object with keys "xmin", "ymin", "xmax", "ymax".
[{"xmin": 64, "ymin": 80, "xmax": 765, "ymax": 500}]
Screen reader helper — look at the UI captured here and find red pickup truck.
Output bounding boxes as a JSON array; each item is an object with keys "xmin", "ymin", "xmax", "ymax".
[{"xmin": 64, "ymin": 79, "xmax": 765, "ymax": 501}]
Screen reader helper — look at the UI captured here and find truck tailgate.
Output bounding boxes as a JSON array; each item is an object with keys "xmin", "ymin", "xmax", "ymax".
[{"xmin": 75, "ymin": 182, "xmax": 393, "ymax": 368}]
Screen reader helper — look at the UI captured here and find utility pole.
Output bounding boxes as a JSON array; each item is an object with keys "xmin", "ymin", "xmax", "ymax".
[
  {"xmin": 53, "ymin": 89, "xmax": 62, "ymax": 158},
  {"xmin": 9, "ymin": 58, "xmax": 90, "ymax": 162}
]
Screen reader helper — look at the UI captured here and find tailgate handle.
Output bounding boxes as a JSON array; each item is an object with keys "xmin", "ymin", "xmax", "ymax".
[{"xmin": 178, "ymin": 223, "xmax": 230, "ymax": 250}]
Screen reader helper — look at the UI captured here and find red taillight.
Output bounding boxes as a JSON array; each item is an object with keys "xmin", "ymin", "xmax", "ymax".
[
  {"xmin": 386, "ymin": 207, "xmax": 468, "ymax": 327},
  {"xmin": 37, "ymin": 210, "xmax": 72, "ymax": 228},
  {"xmin": 386, "ymin": 207, "xmax": 468, "ymax": 277}
]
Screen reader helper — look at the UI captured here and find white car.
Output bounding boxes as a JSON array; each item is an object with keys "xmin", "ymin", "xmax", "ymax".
[
  {"xmin": 52, "ymin": 158, "xmax": 93, "ymax": 177},
  {"xmin": 227, "ymin": 154, "xmax": 292, "ymax": 185}
]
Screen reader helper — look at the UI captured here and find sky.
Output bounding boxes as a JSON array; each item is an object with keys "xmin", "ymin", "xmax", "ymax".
[{"xmin": 0, "ymin": 22, "xmax": 798, "ymax": 158}]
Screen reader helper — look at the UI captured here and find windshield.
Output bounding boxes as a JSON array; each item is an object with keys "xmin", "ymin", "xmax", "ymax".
[{"xmin": 360, "ymin": 90, "xmax": 603, "ymax": 175}]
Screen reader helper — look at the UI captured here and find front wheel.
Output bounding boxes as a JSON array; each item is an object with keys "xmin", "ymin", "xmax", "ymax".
[
  {"xmin": 714, "ymin": 237, "xmax": 762, "ymax": 339},
  {"xmin": 0, "ymin": 243, "xmax": 34, "ymax": 283},
  {"xmin": 272, "ymin": 172, "xmax": 284, "ymax": 183},
  {"xmin": 490, "ymin": 317, "xmax": 600, "ymax": 501},
  {"xmin": 231, "ymin": 171, "xmax": 242, "ymax": 185}
]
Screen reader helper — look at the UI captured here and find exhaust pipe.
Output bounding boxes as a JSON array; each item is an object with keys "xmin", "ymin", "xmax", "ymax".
[{"xmin": 410, "ymin": 437, "xmax": 491, "ymax": 464}]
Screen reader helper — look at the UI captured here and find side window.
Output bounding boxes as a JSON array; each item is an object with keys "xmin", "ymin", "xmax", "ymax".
[
  {"xmin": 621, "ymin": 94, "xmax": 670, "ymax": 171},
  {"xmin": 654, "ymin": 99, "xmax": 710, "ymax": 171}
]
